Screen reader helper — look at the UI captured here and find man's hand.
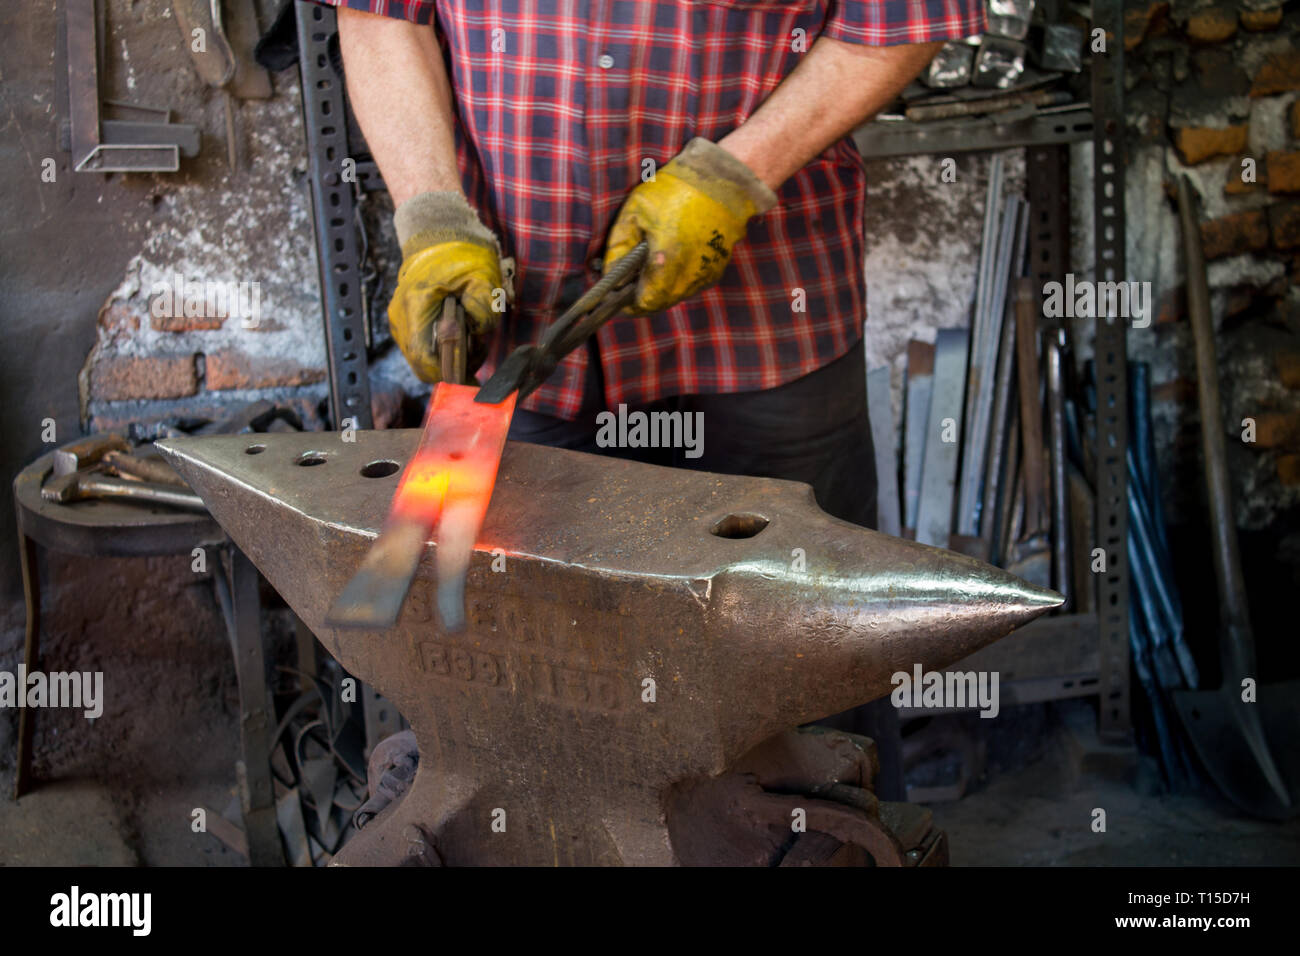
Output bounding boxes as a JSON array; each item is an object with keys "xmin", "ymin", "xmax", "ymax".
[
  {"xmin": 604, "ymin": 138, "xmax": 777, "ymax": 315},
  {"xmin": 338, "ymin": 10, "xmax": 502, "ymax": 383},
  {"xmin": 389, "ymin": 192, "xmax": 506, "ymax": 383}
]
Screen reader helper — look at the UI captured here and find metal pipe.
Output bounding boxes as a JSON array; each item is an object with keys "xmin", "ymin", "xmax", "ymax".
[
  {"xmin": 980, "ymin": 293, "xmax": 1018, "ymax": 556},
  {"xmin": 1047, "ymin": 329, "xmax": 1071, "ymax": 611}
]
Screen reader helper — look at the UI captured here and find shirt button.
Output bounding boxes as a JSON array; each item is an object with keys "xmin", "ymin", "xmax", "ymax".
[
  {"xmin": 588, "ymin": 257, "xmax": 603, "ymax": 275},
  {"xmin": 597, "ymin": 53, "xmax": 615, "ymax": 69}
]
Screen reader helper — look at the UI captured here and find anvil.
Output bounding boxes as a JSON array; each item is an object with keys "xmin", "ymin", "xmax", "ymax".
[{"xmin": 158, "ymin": 430, "xmax": 1061, "ymax": 866}]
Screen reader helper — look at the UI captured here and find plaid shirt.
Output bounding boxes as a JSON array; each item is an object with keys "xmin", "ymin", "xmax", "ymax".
[{"xmin": 321, "ymin": 0, "xmax": 985, "ymax": 418}]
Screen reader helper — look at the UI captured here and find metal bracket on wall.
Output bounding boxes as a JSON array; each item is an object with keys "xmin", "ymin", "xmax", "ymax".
[
  {"xmin": 295, "ymin": 0, "xmax": 373, "ymax": 431},
  {"xmin": 63, "ymin": 0, "xmax": 199, "ymax": 173},
  {"xmin": 1089, "ymin": 0, "xmax": 1132, "ymax": 744}
]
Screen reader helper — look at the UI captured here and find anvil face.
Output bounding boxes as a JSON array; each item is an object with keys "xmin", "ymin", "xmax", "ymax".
[{"xmin": 158, "ymin": 431, "xmax": 1060, "ymax": 865}]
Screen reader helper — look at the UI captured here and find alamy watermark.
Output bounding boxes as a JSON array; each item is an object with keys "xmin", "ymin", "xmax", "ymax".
[
  {"xmin": 595, "ymin": 405, "xmax": 704, "ymax": 459},
  {"xmin": 1042, "ymin": 274, "xmax": 1151, "ymax": 329},
  {"xmin": 890, "ymin": 664, "xmax": 1000, "ymax": 719},
  {"xmin": 0, "ymin": 666, "xmax": 103, "ymax": 719},
  {"xmin": 150, "ymin": 273, "xmax": 262, "ymax": 328},
  {"xmin": 50, "ymin": 886, "xmax": 150, "ymax": 936}
]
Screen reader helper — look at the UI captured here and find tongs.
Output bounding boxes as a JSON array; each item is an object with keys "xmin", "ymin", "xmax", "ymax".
[
  {"xmin": 324, "ymin": 242, "xmax": 646, "ymax": 632},
  {"xmin": 476, "ymin": 240, "xmax": 648, "ymax": 404}
]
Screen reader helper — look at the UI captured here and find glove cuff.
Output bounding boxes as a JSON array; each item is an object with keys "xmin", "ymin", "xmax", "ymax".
[
  {"xmin": 670, "ymin": 138, "xmax": 779, "ymax": 216},
  {"xmin": 394, "ymin": 191, "xmax": 501, "ymax": 258}
]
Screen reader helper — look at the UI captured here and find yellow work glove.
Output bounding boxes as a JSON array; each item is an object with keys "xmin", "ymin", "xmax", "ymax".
[
  {"xmin": 389, "ymin": 191, "xmax": 511, "ymax": 383},
  {"xmin": 604, "ymin": 137, "xmax": 778, "ymax": 315}
]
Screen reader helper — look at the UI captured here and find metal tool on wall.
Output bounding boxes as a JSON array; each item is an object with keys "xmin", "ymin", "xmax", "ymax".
[
  {"xmin": 959, "ymin": 168, "xmax": 1027, "ymax": 543},
  {"xmin": 1046, "ymin": 329, "xmax": 1071, "ymax": 610},
  {"xmin": 172, "ymin": 0, "xmax": 273, "ymax": 169},
  {"xmin": 63, "ymin": 0, "xmax": 201, "ymax": 172},
  {"xmin": 1127, "ymin": 363, "xmax": 1193, "ymax": 688},
  {"xmin": 904, "ymin": 88, "xmax": 1071, "ymax": 123},
  {"xmin": 1125, "ymin": 361, "xmax": 1193, "ymax": 788},
  {"xmin": 956, "ymin": 156, "xmax": 1004, "ymax": 537},
  {"xmin": 1127, "ymin": 450, "xmax": 1189, "ymax": 689},
  {"xmin": 1171, "ymin": 175, "xmax": 1300, "ymax": 819},
  {"xmin": 960, "ymin": 200, "xmax": 1009, "ymax": 535},
  {"xmin": 980, "ymin": 283, "xmax": 1018, "ymax": 561}
]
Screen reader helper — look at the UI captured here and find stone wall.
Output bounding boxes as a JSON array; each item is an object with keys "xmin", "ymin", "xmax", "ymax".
[{"xmin": 1123, "ymin": 0, "xmax": 1300, "ymax": 537}]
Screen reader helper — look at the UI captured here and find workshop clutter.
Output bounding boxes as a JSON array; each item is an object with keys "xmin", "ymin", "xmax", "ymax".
[
  {"xmin": 923, "ymin": 0, "xmax": 1080, "ymax": 93},
  {"xmin": 856, "ymin": 0, "xmax": 1088, "ymax": 157},
  {"xmin": 870, "ymin": 152, "xmax": 1300, "ymax": 815},
  {"xmin": 12, "ymin": 400, "xmax": 391, "ymax": 864},
  {"xmin": 880, "ymin": 155, "xmax": 1083, "ymax": 598}
]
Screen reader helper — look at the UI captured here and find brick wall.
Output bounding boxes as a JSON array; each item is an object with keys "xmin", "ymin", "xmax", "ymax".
[{"xmin": 1121, "ymin": 0, "xmax": 1300, "ymax": 539}]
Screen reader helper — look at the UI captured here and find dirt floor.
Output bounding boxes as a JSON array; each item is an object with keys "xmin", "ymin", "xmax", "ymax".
[
  {"xmin": 2, "ymin": 552, "xmax": 1297, "ymax": 866},
  {"xmin": 925, "ymin": 700, "xmax": 1300, "ymax": 866},
  {"xmin": 0, "ymin": 552, "xmax": 249, "ymax": 866}
]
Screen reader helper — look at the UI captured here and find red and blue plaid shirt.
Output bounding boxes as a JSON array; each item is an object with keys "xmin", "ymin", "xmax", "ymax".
[{"xmin": 319, "ymin": 0, "xmax": 985, "ymax": 418}]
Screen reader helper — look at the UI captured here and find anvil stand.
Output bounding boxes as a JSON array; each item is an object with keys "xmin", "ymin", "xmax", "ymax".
[{"xmin": 11, "ymin": 447, "xmax": 284, "ymax": 867}]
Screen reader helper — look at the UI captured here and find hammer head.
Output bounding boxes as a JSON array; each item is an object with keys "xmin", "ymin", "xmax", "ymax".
[
  {"xmin": 51, "ymin": 433, "xmax": 130, "ymax": 477},
  {"xmin": 158, "ymin": 430, "xmax": 1061, "ymax": 864}
]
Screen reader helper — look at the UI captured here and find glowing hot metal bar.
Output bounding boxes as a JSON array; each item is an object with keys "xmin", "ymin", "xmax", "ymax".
[{"xmin": 326, "ymin": 383, "xmax": 516, "ymax": 631}]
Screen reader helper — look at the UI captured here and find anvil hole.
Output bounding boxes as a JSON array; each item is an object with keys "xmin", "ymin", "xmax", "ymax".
[
  {"xmin": 361, "ymin": 459, "xmax": 400, "ymax": 479},
  {"xmin": 710, "ymin": 513, "xmax": 769, "ymax": 539},
  {"xmin": 244, "ymin": 443, "xmax": 266, "ymax": 455},
  {"xmin": 297, "ymin": 453, "xmax": 328, "ymax": 467}
]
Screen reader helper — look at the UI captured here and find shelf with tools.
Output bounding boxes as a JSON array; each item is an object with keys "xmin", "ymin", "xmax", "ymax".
[
  {"xmin": 852, "ymin": 0, "xmax": 1094, "ymax": 160},
  {"xmin": 872, "ymin": 0, "xmax": 1130, "ymax": 741}
]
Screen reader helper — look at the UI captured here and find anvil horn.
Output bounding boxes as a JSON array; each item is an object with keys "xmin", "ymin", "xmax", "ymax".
[{"xmin": 158, "ymin": 430, "xmax": 1060, "ymax": 865}]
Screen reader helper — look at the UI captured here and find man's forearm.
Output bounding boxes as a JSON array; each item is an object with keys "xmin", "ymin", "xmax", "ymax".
[
  {"xmin": 718, "ymin": 37, "xmax": 941, "ymax": 192},
  {"xmin": 337, "ymin": 8, "xmax": 461, "ymax": 206}
]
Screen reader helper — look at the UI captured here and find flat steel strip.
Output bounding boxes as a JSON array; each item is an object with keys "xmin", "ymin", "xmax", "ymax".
[
  {"xmin": 916, "ymin": 329, "xmax": 969, "ymax": 548},
  {"xmin": 867, "ymin": 365, "xmax": 901, "ymax": 537}
]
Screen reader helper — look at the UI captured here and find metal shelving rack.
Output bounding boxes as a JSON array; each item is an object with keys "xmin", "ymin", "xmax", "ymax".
[
  {"xmin": 870, "ymin": 1, "xmax": 1130, "ymax": 741},
  {"xmin": 295, "ymin": 0, "xmax": 401, "ymax": 753}
]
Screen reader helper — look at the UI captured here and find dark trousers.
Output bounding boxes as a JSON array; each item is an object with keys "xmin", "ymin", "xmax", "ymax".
[{"xmin": 508, "ymin": 339, "xmax": 905, "ymax": 800}]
